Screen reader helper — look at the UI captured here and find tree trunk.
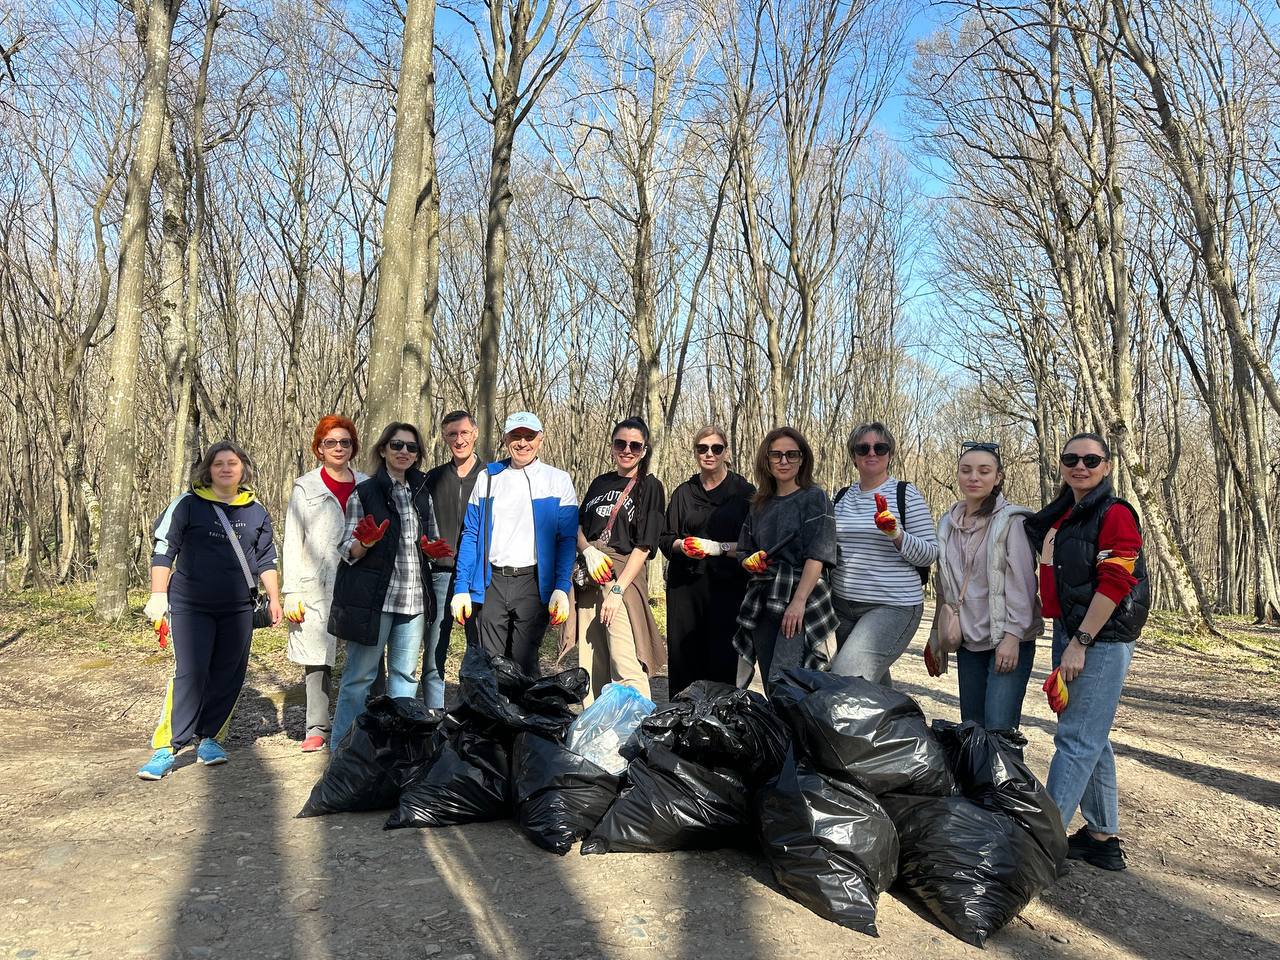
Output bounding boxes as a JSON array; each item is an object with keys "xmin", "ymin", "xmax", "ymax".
[
  {"xmin": 363, "ymin": 0, "xmax": 435, "ymax": 436},
  {"xmin": 95, "ymin": 0, "xmax": 182, "ymax": 622},
  {"xmin": 476, "ymin": 104, "xmax": 515, "ymax": 455}
]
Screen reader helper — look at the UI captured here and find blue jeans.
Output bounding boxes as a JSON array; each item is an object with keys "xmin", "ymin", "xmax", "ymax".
[
  {"xmin": 331, "ymin": 611, "xmax": 424, "ymax": 751},
  {"xmin": 828, "ymin": 597, "xmax": 923, "ymax": 688},
  {"xmin": 420, "ymin": 572, "xmax": 453, "ymax": 709},
  {"xmin": 1046, "ymin": 621, "xmax": 1134, "ymax": 835},
  {"xmin": 955, "ymin": 641, "xmax": 1036, "ymax": 730}
]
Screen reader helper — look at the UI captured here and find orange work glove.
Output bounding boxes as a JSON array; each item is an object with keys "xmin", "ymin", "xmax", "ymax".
[
  {"xmin": 742, "ymin": 550, "xmax": 770, "ymax": 575},
  {"xmin": 873, "ymin": 493, "xmax": 898, "ymax": 538},
  {"xmin": 1043, "ymin": 667, "xmax": 1069, "ymax": 714},
  {"xmin": 582, "ymin": 545, "xmax": 614, "ymax": 584},
  {"xmin": 155, "ymin": 619, "xmax": 170, "ymax": 650},
  {"xmin": 420, "ymin": 536, "xmax": 455, "ymax": 560},
  {"xmin": 683, "ymin": 537, "xmax": 723, "ymax": 560},
  {"xmin": 924, "ymin": 639, "xmax": 944, "ymax": 677},
  {"xmin": 353, "ymin": 515, "xmax": 390, "ymax": 548}
]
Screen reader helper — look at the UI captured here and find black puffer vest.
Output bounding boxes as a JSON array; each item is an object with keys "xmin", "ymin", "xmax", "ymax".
[
  {"xmin": 328, "ymin": 466, "xmax": 438, "ymax": 645},
  {"xmin": 1025, "ymin": 479, "xmax": 1149, "ymax": 643}
]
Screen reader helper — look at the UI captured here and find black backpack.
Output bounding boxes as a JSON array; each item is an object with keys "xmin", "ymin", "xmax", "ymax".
[{"xmin": 833, "ymin": 480, "xmax": 930, "ymax": 586}]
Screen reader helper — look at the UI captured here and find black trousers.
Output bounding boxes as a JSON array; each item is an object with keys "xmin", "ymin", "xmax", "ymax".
[
  {"xmin": 666, "ymin": 575, "xmax": 745, "ymax": 697},
  {"xmin": 478, "ymin": 569, "xmax": 548, "ymax": 677},
  {"xmin": 152, "ymin": 606, "xmax": 252, "ymax": 750}
]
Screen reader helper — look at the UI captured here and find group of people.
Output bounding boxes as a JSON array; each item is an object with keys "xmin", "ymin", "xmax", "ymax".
[{"xmin": 135, "ymin": 411, "xmax": 1148, "ymax": 874}]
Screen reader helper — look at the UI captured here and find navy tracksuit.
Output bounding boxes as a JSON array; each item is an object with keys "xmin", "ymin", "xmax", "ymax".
[{"xmin": 149, "ymin": 488, "xmax": 276, "ymax": 750}]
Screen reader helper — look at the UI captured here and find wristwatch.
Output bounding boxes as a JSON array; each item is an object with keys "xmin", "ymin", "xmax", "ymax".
[
  {"xmin": 1073, "ymin": 630, "xmax": 1095, "ymax": 647},
  {"xmin": 610, "ymin": 584, "xmax": 623, "ymax": 596},
  {"xmin": 719, "ymin": 542, "xmax": 734, "ymax": 555}
]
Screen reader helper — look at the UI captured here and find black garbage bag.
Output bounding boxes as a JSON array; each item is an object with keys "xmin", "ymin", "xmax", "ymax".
[
  {"xmin": 457, "ymin": 645, "xmax": 588, "ymax": 740},
  {"xmin": 512, "ymin": 732, "xmax": 622, "ymax": 855},
  {"xmin": 581, "ymin": 743, "xmax": 751, "ymax": 854},
  {"xmin": 756, "ymin": 749, "xmax": 899, "ymax": 937},
  {"xmin": 297, "ymin": 697, "xmax": 444, "ymax": 817},
  {"xmin": 385, "ymin": 717, "xmax": 511, "ymax": 828},
  {"xmin": 769, "ymin": 668, "xmax": 953, "ymax": 797},
  {"xmin": 882, "ymin": 792, "xmax": 1060, "ymax": 948},
  {"xmin": 932, "ymin": 720, "xmax": 1067, "ymax": 869},
  {"xmin": 623, "ymin": 681, "xmax": 789, "ymax": 784}
]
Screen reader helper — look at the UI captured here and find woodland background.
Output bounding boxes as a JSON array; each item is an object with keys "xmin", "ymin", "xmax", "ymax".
[{"xmin": 1, "ymin": 0, "xmax": 1278, "ymax": 632}]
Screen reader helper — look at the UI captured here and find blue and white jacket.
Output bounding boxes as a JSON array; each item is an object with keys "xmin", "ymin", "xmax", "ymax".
[{"xmin": 454, "ymin": 458, "xmax": 579, "ymax": 604}]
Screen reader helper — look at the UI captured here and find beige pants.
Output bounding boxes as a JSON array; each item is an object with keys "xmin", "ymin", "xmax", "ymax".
[{"xmin": 577, "ymin": 589, "xmax": 650, "ymax": 705}]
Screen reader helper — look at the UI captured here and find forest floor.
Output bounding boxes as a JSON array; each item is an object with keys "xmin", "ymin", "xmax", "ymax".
[{"xmin": 1, "ymin": 588, "xmax": 1278, "ymax": 960}]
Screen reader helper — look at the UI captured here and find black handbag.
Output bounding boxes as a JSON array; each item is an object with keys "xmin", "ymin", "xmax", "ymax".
[{"xmin": 212, "ymin": 503, "xmax": 274, "ymax": 629}]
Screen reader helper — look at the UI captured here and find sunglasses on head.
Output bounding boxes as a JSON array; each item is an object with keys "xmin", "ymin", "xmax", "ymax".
[
  {"xmin": 321, "ymin": 438, "xmax": 353, "ymax": 449},
  {"xmin": 695, "ymin": 443, "xmax": 725, "ymax": 456},
  {"xmin": 853, "ymin": 442, "xmax": 891, "ymax": 457},
  {"xmin": 613, "ymin": 438, "xmax": 646, "ymax": 454},
  {"xmin": 962, "ymin": 440, "xmax": 1000, "ymax": 454},
  {"xmin": 1060, "ymin": 452, "xmax": 1106, "ymax": 469},
  {"xmin": 768, "ymin": 449, "xmax": 804, "ymax": 463},
  {"xmin": 387, "ymin": 439, "xmax": 420, "ymax": 453}
]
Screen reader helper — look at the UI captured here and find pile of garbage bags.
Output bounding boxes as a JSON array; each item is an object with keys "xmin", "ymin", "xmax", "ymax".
[{"xmin": 299, "ymin": 656, "xmax": 1065, "ymax": 946}]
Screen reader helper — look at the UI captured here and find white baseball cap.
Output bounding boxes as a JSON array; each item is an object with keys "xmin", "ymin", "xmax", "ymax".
[{"xmin": 503, "ymin": 411, "xmax": 543, "ymax": 435}]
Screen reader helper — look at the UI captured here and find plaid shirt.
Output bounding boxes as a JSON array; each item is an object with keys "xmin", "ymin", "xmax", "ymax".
[
  {"xmin": 340, "ymin": 477, "xmax": 438, "ymax": 616},
  {"xmin": 733, "ymin": 565, "xmax": 838, "ymax": 670}
]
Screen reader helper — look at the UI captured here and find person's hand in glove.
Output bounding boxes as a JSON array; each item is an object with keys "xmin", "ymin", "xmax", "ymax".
[
  {"xmin": 682, "ymin": 537, "xmax": 723, "ymax": 560},
  {"xmin": 924, "ymin": 639, "xmax": 945, "ymax": 677},
  {"xmin": 1043, "ymin": 667, "xmax": 1069, "ymax": 714},
  {"xmin": 420, "ymin": 536, "xmax": 455, "ymax": 560},
  {"xmin": 450, "ymin": 592, "xmax": 473, "ymax": 624},
  {"xmin": 143, "ymin": 591, "xmax": 169, "ymax": 627},
  {"xmin": 353, "ymin": 515, "xmax": 390, "ymax": 548},
  {"xmin": 873, "ymin": 493, "xmax": 898, "ymax": 538},
  {"xmin": 741, "ymin": 550, "xmax": 770, "ymax": 574},
  {"xmin": 582, "ymin": 545, "xmax": 614, "ymax": 584},
  {"xmin": 548, "ymin": 589, "xmax": 569, "ymax": 627},
  {"xmin": 283, "ymin": 596, "xmax": 305, "ymax": 624}
]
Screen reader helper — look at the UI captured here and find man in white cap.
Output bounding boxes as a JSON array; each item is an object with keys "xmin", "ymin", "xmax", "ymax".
[{"xmin": 451, "ymin": 412, "xmax": 577, "ymax": 675}]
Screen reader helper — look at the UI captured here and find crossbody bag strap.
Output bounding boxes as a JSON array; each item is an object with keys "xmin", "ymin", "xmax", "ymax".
[
  {"xmin": 211, "ymin": 503, "xmax": 258, "ymax": 596},
  {"xmin": 599, "ymin": 477, "xmax": 638, "ymax": 546}
]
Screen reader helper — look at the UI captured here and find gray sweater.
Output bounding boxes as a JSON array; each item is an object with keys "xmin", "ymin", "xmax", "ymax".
[{"xmin": 737, "ymin": 486, "xmax": 838, "ymax": 571}]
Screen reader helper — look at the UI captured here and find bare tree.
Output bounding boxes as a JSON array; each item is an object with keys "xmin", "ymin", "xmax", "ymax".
[{"xmin": 96, "ymin": 0, "xmax": 183, "ymax": 621}]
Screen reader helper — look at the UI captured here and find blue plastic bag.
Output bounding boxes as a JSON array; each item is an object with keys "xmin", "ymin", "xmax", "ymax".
[{"xmin": 565, "ymin": 683, "xmax": 656, "ymax": 774}]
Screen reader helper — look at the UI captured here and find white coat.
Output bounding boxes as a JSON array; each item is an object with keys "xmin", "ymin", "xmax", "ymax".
[{"xmin": 282, "ymin": 466, "xmax": 368, "ymax": 665}]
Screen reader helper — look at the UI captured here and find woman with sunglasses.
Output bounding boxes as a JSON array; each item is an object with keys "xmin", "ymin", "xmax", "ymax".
[
  {"xmin": 280, "ymin": 415, "xmax": 368, "ymax": 751},
  {"xmin": 327, "ymin": 422, "xmax": 455, "ymax": 749},
  {"xmin": 732, "ymin": 427, "xmax": 838, "ymax": 692},
  {"xmin": 659, "ymin": 426, "xmax": 756, "ymax": 695},
  {"xmin": 1024, "ymin": 432, "xmax": 1148, "ymax": 871},
  {"xmin": 932, "ymin": 442, "xmax": 1042, "ymax": 731},
  {"xmin": 567, "ymin": 417, "xmax": 667, "ymax": 703},
  {"xmin": 828, "ymin": 421, "xmax": 939, "ymax": 687}
]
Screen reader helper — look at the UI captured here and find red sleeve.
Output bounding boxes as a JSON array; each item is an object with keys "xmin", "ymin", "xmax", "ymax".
[{"xmin": 1095, "ymin": 503, "xmax": 1141, "ymax": 603}]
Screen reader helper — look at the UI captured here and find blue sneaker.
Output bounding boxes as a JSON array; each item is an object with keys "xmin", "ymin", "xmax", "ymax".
[
  {"xmin": 196, "ymin": 739, "xmax": 228, "ymax": 766},
  {"xmin": 137, "ymin": 748, "xmax": 174, "ymax": 781}
]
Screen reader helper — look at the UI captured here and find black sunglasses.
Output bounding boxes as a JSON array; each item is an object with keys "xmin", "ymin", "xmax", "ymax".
[
  {"xmin": 695, "ymin": 443, "xmax": 726, "ymax": 455},
  {"xmin": 387, "ymin": 439, "xmax": 420, "ymax": 453},
  {"xmin": 612, "ymin": 438, "xmax": 646, "ymax": 454},
  {"xmin": 1060, "ymin": 452, "xmax": 1106, "ymax": 469},
  {"xmin": 767, "ymin": 449, "xmax": 804, "ymax": 463},
  {"xmin": 961, "ymin": 441, "xmax": 1000, "ymax": 454},
  {"xmin": 852, "ymin": 442, "xmax": 891, "ymax": 457}
]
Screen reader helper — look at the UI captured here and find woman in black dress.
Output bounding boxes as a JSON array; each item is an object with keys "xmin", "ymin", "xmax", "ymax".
[{"xmin": 659, "ymin": 425, "xmax": 755, "ymax": 696}]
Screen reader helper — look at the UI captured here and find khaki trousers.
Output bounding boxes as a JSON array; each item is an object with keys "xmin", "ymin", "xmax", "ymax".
[{"xmin": 576, "ymin": 586, "xmax": 651, "ymax": 704}]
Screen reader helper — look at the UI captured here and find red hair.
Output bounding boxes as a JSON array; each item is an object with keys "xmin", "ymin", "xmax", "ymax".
[{"xmin": 311, "ymin": 415, "xmax": 360, "ymax": 459}]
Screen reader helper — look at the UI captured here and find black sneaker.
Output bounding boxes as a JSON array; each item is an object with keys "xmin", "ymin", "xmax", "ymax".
[{"xmin": 1066, "ymin": 826, "xmax": 1127, "ymax": 871}]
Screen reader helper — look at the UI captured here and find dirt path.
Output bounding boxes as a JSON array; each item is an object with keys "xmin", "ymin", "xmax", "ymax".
[{"xmin": 1, "ymin": 601, "xmax": 1278, "ymax": 960}]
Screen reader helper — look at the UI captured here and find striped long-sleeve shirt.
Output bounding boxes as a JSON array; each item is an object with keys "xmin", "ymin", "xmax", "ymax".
[{"xmin": 831, "ymin": 477, "xmax": 938, "ymax": 605}]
